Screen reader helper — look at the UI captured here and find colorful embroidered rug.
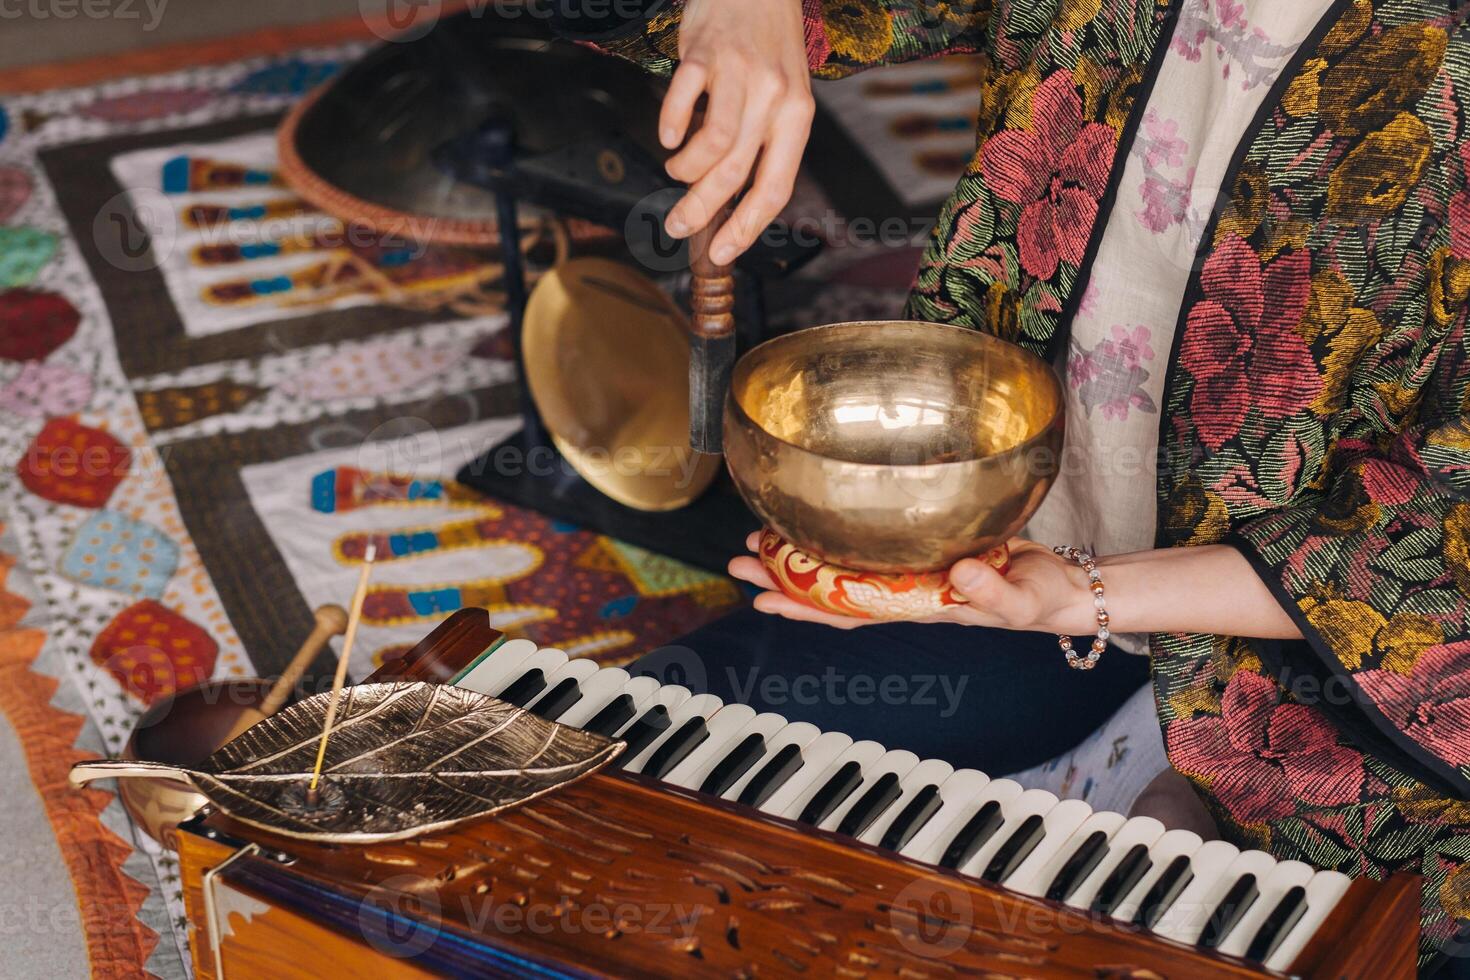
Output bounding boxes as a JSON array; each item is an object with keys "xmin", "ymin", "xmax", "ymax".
[{"xmin": 0, "ymin": 43, "xmax": 978, "ymax": 978}]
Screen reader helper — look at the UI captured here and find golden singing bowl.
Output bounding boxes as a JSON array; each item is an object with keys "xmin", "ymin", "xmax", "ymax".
[
  {"xmin": 723, "ymin": 320, "xmax": 1065, "ymax": 575},
  {"xmin": 524, "ymin": 258, "xmax": 722, "ymax": 511}
]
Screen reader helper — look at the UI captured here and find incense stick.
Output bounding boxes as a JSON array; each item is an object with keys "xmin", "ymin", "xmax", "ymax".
[{"xmin": 307, "ymin": 541, "xmax": 376, "ymax": 803}]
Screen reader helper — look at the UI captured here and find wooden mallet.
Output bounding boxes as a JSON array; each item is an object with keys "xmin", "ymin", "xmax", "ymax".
[{"xmin": 687, "ymin": 201, "xmax": 738, "ymax": 455}]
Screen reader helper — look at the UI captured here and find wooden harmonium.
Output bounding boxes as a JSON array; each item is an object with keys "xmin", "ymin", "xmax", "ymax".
[{"xmin": 178, "ymin": 608, "xmax": 1420, "ymax": 978}]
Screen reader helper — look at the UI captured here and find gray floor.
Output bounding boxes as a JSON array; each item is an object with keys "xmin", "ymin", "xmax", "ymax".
[
  {"xmin": 0, "ymin": 0, "xmax": 370, "ymax": 73},
  {"xmin": 0, "ymin": 707, "xmax": 90, "ymax": 980}
]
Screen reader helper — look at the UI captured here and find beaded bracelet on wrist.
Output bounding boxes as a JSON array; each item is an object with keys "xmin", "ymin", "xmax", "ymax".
[{"xmin": 1052, "ymin": 545, "xmax": 1109, "ymax": 670}]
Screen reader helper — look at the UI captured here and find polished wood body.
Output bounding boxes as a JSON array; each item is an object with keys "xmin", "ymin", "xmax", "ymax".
[{"xmin": 178, "ymin": 609, "xmax": 1420, "ymax": 979}]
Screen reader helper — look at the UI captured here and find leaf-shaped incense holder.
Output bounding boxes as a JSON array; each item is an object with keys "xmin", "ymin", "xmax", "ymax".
[{"xmin": 70, "ymin": 682, "xmax": 624, "ymax": 843}]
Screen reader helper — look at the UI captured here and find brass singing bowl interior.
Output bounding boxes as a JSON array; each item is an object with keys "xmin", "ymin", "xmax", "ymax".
[
  {"xmin": 723, "ymin": 321, "xmax": 1065, "ymax": 574},
  {"xmin": 118, "ymin": 679, "xmax": 274, "ymax": 846},
  {"xmin": 524, "ymin": 258, "xmax": 721, "ymax": 511}
]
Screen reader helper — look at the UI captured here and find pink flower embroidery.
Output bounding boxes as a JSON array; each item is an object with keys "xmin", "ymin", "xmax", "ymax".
[
  {"xmin": 1177, "ymin": 234, "xmax": 1321, "ymax": 449},
  {"xmin": 1111, "ymin": 324, "xmax": 1155, "ymax": 365},
  {"xmin": 1167, "ymin": 670, "xmax": 1367, "ymax": 825},
  {"xmin": 1137, "ymin": 174, "xmax": 1191, "ymax": 233},
  {"xmin": 1077, "ymin": 279, "xmax": 1101, "ymax": 317},
  {"xmin": 1171, "ymin": 28, "xmax": 1206, "ymax": 62},
  {"xmin": 1142, "ymin": 110, "xmax": 1188, "ymax": 169},
  {"xmin": 1214, "ymin": 0, "xmax": 1247, "ymax": 30},
  {"xmin": 1357, "ymin": 642, "xmax": 1470, "ymax": 769},
  {"xmin": 980, "ymin": 71, "xmax": 1115, "ymax": 280},
  {"xmin": 1068, "ymin": 324, "xmax": 1157, "ymax": 421}
]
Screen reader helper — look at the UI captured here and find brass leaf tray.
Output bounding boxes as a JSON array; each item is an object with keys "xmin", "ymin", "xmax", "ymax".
[{"xmin": 70, "ymin": 682, "xmax": 623, "ymax": 843}]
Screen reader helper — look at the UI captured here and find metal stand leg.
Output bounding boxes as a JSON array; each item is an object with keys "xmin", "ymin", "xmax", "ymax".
[
  {"xmin": 491, "ymin": 184, "xmax": 547, "ymax": 450},
  {"xmin": 457, "ymin": 114, "xmax": 546, "ymax": 451}
]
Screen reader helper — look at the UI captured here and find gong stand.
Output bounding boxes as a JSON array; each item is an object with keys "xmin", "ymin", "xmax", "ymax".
[
  {"xmin": 436, "ymin": 114, "xmax": 546, "ymax": 449},
  {"xmin": 440, "ymin": 113, "xmax": 805, "ymax": 573}
]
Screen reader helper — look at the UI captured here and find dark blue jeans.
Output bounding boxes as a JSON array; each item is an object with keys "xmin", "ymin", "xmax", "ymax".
[{"xmin": 633, "ymin": 607, "xmax": 1152, "ymax": 776}]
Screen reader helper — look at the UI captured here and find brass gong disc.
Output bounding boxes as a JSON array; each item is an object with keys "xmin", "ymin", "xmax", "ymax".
[{"xmin": 523, "ymin": 258, "xmax": 721, "ymax": 511}]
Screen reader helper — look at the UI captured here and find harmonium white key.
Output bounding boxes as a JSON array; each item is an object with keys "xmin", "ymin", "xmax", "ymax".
[
  {"xmin": 522, "ymin": 658, "xmax": 600, "ymax": 720},
  {"xmin": 671, "ymin": 711, "xmax": 792, "ymax": 794},
  {"xmin": 978, "ymin": 795, "xmax": 1093, "ymax": 889},
  {"xmin": 771, "ymin": 739, "xmax": 887, "ymax": 823},
  {"xmin": 550, "ymin": 669, "xmax": 658, "ymax": 731},
  {"xmin": 755, "ymin": 731, "xmax": 855, "ymax": 816},
  {"xmin": 721, "ymin": 721, "xmax": 822, "ymax": 807},
  {"xmin": 486, "ymin": 646, "xmax": 571, "ymax": 705},
  {"xmin": 657, "ymin": 703, "xmax": 760, "ymax": 785},
  {"xmin": 620, "ymin": 692, "xmax": 724, "ymax": 775},
  {"xmin": 857, "ymin": 757, "xmax": 953, "ymax": 849},
  {"xmin": 917, "ymin": 776, "xmax": 1025, "ymax": 869},
  {"xmin": 451, "ymin": 637, "xmax": 541, "ymax": 695},
  {"xmin": 815, "ymin": 748, "xmax": 921, "ymax": 837},
  {"xmin": 894, "ymin": 768, "xmax": 991, "ymax": 860}
]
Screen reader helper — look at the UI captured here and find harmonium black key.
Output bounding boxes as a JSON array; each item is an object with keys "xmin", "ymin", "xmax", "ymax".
[
  {"xmin": 528, "ymin": 677, "xmax": 583, "ymax": 721},
  {"xmin": 835, "ymin": 772, "xmax": 904, "ymax": 838},
  {"xmin": 1134, "ymin": 854, "xmax": 1195, "ymax": 929},
  {"xmin": 583, "ymin": 694, "xmax": 638, "ymax": 739},
  {"xmin": 798, "ymin": 761, "xmax": 865, "ymax": 826},
  {"xmin": 1091, "ymin": 844, "xmax": 1153, "ymax": 916},
  {"xmin": 736, "ymin": 743, "xmax": 804, "ymax": 808},
  {"xmin": 937, "ymin": 800, "xmax": 1004, "ymax": 870},
  {"xmin": 643, "ymin": 716, "xmax": 711, "ymax": 779},
  {"xmin": 1197, "ymin": 874, "xmax": 1260, "ymax": 950},
  {"xmin": 884, "ymin": 770, "xmax": 996, "ymax": 863},
  {"xmin": 1246, "ymin": 868, "xmax": 1356, "ymax": 971},
  {"xmin": 614, "ymin": 703, "xmax": 673, "ymax": 763},
  {"xmin": 878, "ymin": 784, "xmax": 944, "ymax": 852},
  {"xmin": 1046, "ymin": 831, "xmax": 1112, "ymax": 903},
  {"xmin": 982, "ymin": 814, "xmax": 1047, "ymax": 884},
  {"xmin": 1244, "ymin": 885, "xmax": 1308, "ymax": 963},
  {"xmin": 700, "ymin": 733, "xmax": 768, "ymax": 796},
  {"xmin": 497, "ymin": 668, "xmax": 548, "ymax": 707}
]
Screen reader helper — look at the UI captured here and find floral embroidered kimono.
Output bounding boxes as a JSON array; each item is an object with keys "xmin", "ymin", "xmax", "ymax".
[{"xmin": 566, "ymin": 0, "xmax": 1470, "ymax": 962}]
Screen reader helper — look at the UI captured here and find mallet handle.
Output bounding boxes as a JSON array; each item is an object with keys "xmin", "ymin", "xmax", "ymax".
[
  {"xmin": 258, "ymin": 605, "xmax": 349, "ymax": 719},
  {"xmin": 688, "ymin": 201, "xmax": 736, "ymax": 454}
]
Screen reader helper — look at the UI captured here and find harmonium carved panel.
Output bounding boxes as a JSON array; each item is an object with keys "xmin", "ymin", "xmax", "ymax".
[{"xmin": 177, "ymin": 609, "xmax": 1421, "ymax": 979}]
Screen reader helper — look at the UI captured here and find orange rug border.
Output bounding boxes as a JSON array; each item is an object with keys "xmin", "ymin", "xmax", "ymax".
[
  {"xmin": 0, "ymin": 631, "xmax": 159, "ymax": 977},
  {"xmin": 0, "ymin": 4, "xmax": 471, "ymax": 94}
]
